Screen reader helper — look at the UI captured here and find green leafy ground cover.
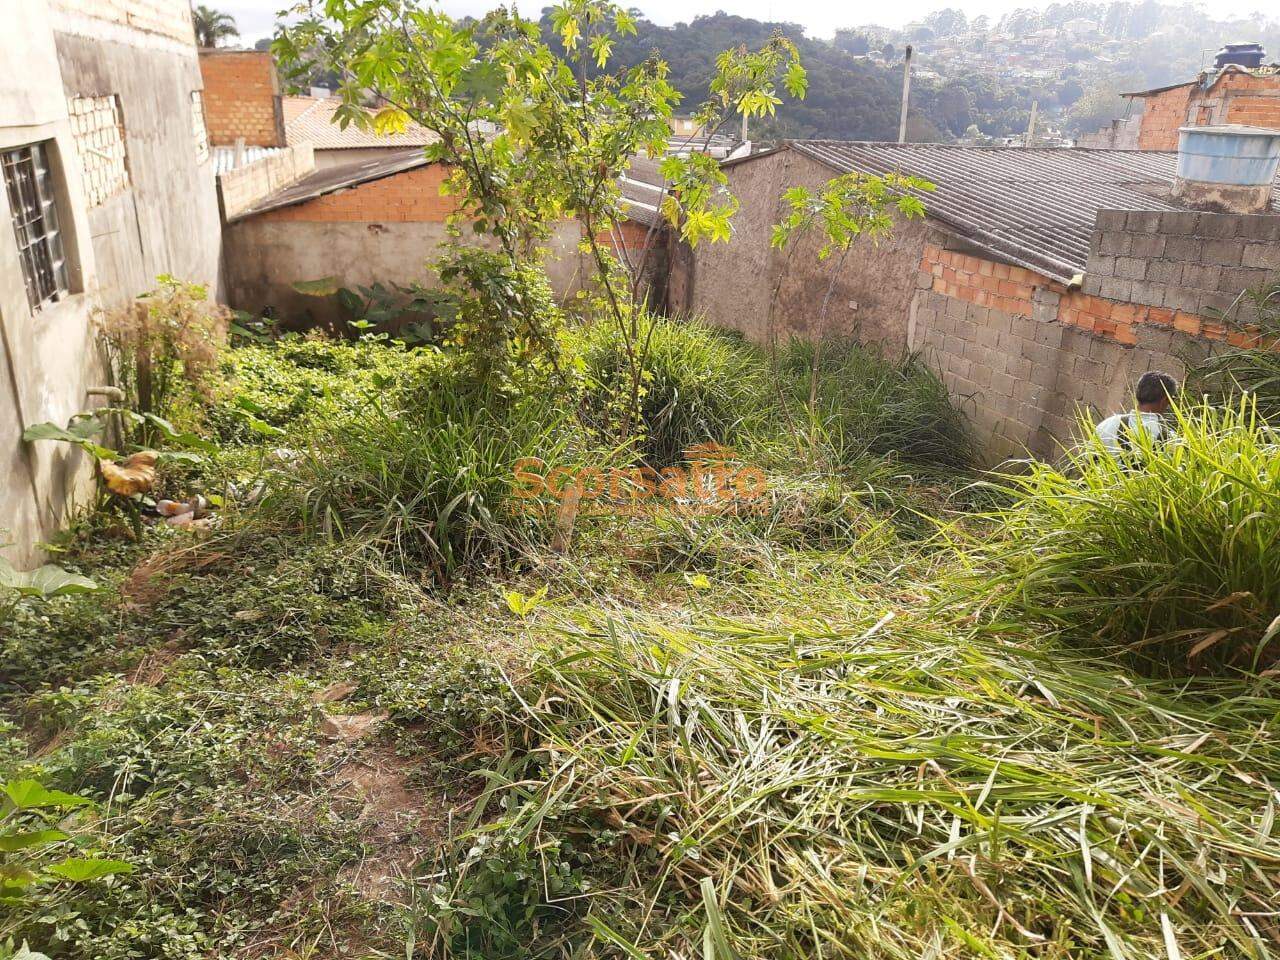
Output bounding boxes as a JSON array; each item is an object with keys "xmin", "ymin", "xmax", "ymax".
[{"xmin": 3, "ymin": 324, "xmax": 1280, "ymax": 959}]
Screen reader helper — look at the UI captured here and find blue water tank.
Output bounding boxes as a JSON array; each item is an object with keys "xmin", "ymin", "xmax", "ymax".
[
  {"xmin": 1176, "ymin": 125, "xmax": 1280, "ymax": 186},
  {"xmin": 1214, "ymin": 42, "xmax": 1266, "ymax": 69}
]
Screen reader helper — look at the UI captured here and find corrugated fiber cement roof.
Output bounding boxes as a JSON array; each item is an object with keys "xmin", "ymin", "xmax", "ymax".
[{"xmin": 788, "ymin": 139, "xmax": 1280, "ymax": 283}]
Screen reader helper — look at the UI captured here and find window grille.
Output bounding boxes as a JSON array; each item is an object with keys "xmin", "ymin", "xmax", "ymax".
[{"xmin": 3, "ymin": 143, "xmax": 70, "ymax": 312}]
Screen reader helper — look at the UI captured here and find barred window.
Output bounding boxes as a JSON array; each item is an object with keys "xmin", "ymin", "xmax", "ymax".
[
  {"xmin": 3, "ymin": 143, "xmax": 70, "ymax": 312},
  {"xmin": 191, "ymin": 91, "xmax": 210, "ymax": 163},
  {"xmin": 68, "ymin": 94, "xmax": 129, "ymax": 207}
]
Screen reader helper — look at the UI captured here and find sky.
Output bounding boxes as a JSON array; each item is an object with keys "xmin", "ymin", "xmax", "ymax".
[{"xmin": 217, "ymin": 0, "xmax": 1272, "ymax": 45}]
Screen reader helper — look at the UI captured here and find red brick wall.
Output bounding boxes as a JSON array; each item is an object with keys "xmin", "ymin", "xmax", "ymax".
[
  {"xmin": 923, "ymin": 247, "xmax": 1049, "ymax": 316},
  {"xmin": 255, "ymin": 165, "xmax": 458, "ymax": 223},
  {"xmin": 1223, "ymin": 73, "xmax": 1280, "ymax": 129},
  {"xmin": 1136, "ymin": 85, "xmax": 1192, "ymax": 151},
  {"xmin": 920, "ymin": 242, "xmax": 1259, "ymax": 349},
  {"xmin": 198, "ymin": 50, "xmax": 285, "ymax": 147}
]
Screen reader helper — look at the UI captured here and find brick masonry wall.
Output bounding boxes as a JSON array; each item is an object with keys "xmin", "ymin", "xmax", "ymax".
[
  {"xmin": 67, "ymin": 94, "xmax": 129, "ymax": 206},
  {"xmin": 253, "ymin": 165, "xmax": 457, "ymax": 223},
  {"xmin": 913, "ymin": 208, "xmax": 1280, "ymax": 460},
  {"xmin": 198, "ymin": 50, "xmax": 285, "ymax": 148},
  {"xmin": 1136, "ymin": 85, "xmax": 1192, "ymax": 151},
  {"xmin": 1136, "ymin": 72, "xmax": 1280, "ymax": 150}
]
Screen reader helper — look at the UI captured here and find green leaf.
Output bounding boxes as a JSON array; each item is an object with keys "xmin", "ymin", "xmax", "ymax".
[
  {"xmin": 291, "ymin": 277, "xmax": 343, "ymax": 297},
  {"xmin": 2, "ymin": 780, "xmax": 92, "ymax": 811},
  {"xmin": 505, "ymin": 585, "xmax": 548, "ymax": 617},
  {"xmin": 44, "ymin": 857, "xmax": 133, "ymax": 882},
  {"xmin": 21, "ymin": 421, "xmax": 115, "ymax": 460},
  {"xmin": 0, "ymin": 829, "xmax": 69, "ymax": 853},
  {"xmin": 0, "ymin": 560, "xmax": 99, "ymax": 599}
]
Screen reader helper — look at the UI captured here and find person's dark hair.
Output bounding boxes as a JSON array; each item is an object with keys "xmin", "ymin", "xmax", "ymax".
[{"xmin": 1135, "ymin": 371, "xmax": 1178, "ymax": 405}]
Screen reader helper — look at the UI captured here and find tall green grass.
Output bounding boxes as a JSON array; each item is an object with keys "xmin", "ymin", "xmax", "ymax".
[
  {"xmin": 258, "ymin": 373, "xmax": 584, "ymax": 586},
  {"xmin": 577, "ymin": 315, "xmax": 771, "ymax": 466},
  {"xmin": 430, "ymin": 606, "xmax": 1280, "ymax": 958},
  {"xmin": 976, "ymin": 399, "xmax": 1280, "ymax": 671},
  {"xmin": 782, "ymin": 339, "xmax": 974, "ymax": 469}
]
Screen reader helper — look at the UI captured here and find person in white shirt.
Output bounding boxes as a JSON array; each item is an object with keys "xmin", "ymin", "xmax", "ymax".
[{"xmin": 1093, "ymin": 371, "xmax": 1179, "ymax": 458}]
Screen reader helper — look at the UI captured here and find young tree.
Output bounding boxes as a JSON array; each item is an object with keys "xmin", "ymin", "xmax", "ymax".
[
  {"xmin": 191, "ymin": 5, "xmax": 239, "ymax": 48},
  {"xmin": 274, "ymin": 0, "xmax": 805, "ymax": 434},
  {"xmin": 771, "ymin": 171, "xmax": 934, "ymax": 420}
]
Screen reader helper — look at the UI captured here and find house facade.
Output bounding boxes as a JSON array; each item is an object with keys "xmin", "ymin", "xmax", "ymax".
[
  {"xmin": 1078, "ymin": 65, "xmax": 1280, "ymax": 150},
  {"xmin": 682, "ymin": 138, "xmax": 1280, "ymax": 462},
  {"xmin": 1, "ymin": 0, "xmax": 222, "ymax": 566}
]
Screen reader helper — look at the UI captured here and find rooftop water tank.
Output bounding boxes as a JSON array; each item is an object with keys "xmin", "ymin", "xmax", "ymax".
[
  {"xmin": 1213, "ymin": 42, "xmax": 1266, "ymax": 69},
  {"xmin": 1173, "ymin": 125, "xmax": 1280, "ymax": 214}
]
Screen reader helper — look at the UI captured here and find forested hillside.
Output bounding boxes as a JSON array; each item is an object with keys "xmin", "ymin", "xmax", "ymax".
[
  {"xmin": 535, "ymin": 2, "xmax": 1280, "ymax": 143},
  {"xmin": 539, "ymin": 11, "xmax": 954, "ymax": 142}
]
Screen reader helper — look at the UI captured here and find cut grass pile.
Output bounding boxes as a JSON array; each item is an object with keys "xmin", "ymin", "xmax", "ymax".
[{"xmin": 456, "ymin": 606, "xmax": 1280, "ymax": 958}]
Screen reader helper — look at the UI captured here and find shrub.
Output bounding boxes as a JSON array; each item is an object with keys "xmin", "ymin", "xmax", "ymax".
[
  {"xmin": 98, "ymin": 276, "xmax": 229, "ymax": 444},
  {"xmin": 579, "ymin": 315, "xmax": 771, "ymax": 467},
  {"xmin": 981, "ymin": 399, "xmax": 1280, "ymax": 671},
  {"xmin": 783, "ymin": 339, "xmax": 973, "ymax": 469},
  {"xmin": 208, "ymin": 337, "xmax": 442, "ymax": 442},
  {"xmin": 259, "ymin": 372, "xmax": 585, "ymax": 586}
]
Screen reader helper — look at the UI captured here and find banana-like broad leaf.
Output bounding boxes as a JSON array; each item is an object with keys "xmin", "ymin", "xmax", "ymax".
[
  {"xmin": 2, "ymin": 780, "xmax": 92, "ymax": 811},
  {"xmin": 0, "ymin": 559, "xmax": 99, "ymax": 599},
  {"xmin": 292, "ymin": 276, "xmax": 342, "ymax": 297},
  {"xmin": 44, "ymin": 857, "xmax": 134, "ymax": 882},
  {"xmin": 0, "ymin": 829, "xmax": 69, "ymax": 853},
  {"xmin": 22, "ymin": 421, "xmax": 116, "ymax": 461}
]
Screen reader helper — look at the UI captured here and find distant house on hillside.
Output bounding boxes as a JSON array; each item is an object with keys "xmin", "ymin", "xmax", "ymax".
[
  {"xmin": 679, "ymin": 135, "xmax": 1280, "ymax": 462},
  {"xmin": 1078, "ymin": 64, "xmax": 1280, "ymax": 150}
]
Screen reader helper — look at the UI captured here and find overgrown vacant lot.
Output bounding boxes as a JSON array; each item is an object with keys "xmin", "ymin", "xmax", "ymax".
[{"xmin": 4, "ymin": 321, "xmax": 1280, "ymax": 959}]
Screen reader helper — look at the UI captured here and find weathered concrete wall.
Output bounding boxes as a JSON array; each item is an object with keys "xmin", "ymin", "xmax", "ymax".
[
  {"xmin": 0, "ymin": 0, "xmax": 221, "ymax": 568},
  {"xmin": 198, "ymin": 49, "xmax": 285, "ymax": 147},
  {"xmin": 223, "ymin": 218, "xmax": 587, "ymax": 326},
  {"xmin": 686, "ymin": 149, "xmax": 923, "ymax": 354},
  {"xmin": 218, "ymin": 142, "xmax": 315, "ymax": 221}
]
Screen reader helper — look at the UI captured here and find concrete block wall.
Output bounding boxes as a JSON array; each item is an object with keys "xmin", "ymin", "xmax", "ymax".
[
  {"xmin": 912, "ymin": 280, "xmax": 1205, "ymax": 461},
  {"xmin": 1083, "ymin": 209, "xmax": 1280, "ymax": 330},
  {"xmin": 219, "ymin": 142, "xmax": 315, "ymax": 221},
  {"xmin": 910, "ymin": 211, "xmax": 1280, "ymax": 461},
  {"xmin": 197, "ymin": 50, "xmax": 285, "ymax": 148}
]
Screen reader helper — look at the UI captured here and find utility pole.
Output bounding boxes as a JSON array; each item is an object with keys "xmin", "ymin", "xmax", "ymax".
[
  {"xmin": 1025, "ymin": 100, "xmax": 1038, "ymax": 148},
  {"xmin": 741, "ymin": 110, "xmax": 748, "ymax": 143},
  {"xmin": 898, "ymin": 44, "xmax": 914, "ymax": 143}
]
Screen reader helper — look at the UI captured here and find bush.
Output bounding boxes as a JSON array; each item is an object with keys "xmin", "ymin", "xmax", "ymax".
[
  {"xmin": 208, "ymin": 337, "xmax": 443, "ymax": 442},
  {"xmin": 982, "ymin": 399, "xmax": 1280, "ymax": 671},
  {"xmin": 259, "ymin": 371, "xmax": 585, "ymax": 586},
  {"xmin": 783, "ymin": 339, "xmax": 973, "ymax": 469},
  {"xmin": 579, "ymin": 315, "xmax": 771, "ymax": 467}
]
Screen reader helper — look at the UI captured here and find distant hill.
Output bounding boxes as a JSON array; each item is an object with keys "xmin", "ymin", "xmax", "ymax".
[{"xmin": 539, "ymin": 11, "xmax": 952, "ymax": 143}]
